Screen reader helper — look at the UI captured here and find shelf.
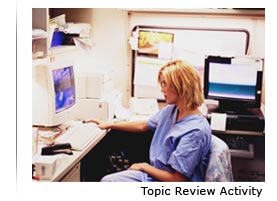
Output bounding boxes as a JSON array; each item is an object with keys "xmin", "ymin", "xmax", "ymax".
[
  {"xmin": 33, "ymin": 8, "xmax": 93, "ymax": 59},
  {"xmin": 124, "ymin": 8, "xmax": 265, "ymax": 17},
  {"xmin": 49, "ymin": 45, "xmax": 78, "ymax": 55},
  {"xmin": 32, "ymin": 45, "xmax": 78, "ymax": 60}
]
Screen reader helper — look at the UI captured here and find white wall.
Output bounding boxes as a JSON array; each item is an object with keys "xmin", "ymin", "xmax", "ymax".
[{"xmin": 77, "ymin": 9, "xmax": 130, "ymax": 106}]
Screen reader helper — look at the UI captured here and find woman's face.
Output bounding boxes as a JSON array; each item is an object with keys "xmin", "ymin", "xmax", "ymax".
[{"xmin": 160, "ymin": 78, "xmax": 179, "ymax": 104}]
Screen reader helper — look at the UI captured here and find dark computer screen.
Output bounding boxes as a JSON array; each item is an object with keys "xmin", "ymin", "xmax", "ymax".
[{"xmin": 52, "ymin": 66, "xmax": 76, "ymax": 113}]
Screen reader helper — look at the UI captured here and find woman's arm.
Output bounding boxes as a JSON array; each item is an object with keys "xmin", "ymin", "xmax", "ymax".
[
  {"xmin": 128, "ymin": 162, "xmax": 189, "ymax": 182},
  {"xmin": 86, "ymin": 119, "xmax": 150, "ymax": 133}
]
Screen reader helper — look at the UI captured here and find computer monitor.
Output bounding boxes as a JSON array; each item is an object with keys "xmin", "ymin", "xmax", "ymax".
[
  {"xmin": 33, "ymin": 60, "xmax": 76, "ymax": 127},
  {"xmin": 204, "ymin": 56, "xmax": 263, "ymax": 113}
]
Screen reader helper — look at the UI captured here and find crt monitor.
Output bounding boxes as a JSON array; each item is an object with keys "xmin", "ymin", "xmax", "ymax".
[
  {"xmin": 204, "ymin": 56, "xmax": 263, "ymax": 113},
  {"xmin": 33, "ymin": 60, "xmax": 76, "ymax": 127}
]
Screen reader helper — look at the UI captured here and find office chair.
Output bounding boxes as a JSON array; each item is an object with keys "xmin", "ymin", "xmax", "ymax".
[{"xmin": 205, "ymin": 135, "xmax": 234, "ymax": 182}]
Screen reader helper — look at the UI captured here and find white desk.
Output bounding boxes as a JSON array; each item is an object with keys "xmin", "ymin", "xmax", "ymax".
[{"xmin": 33, "ymin": 127, "xmax": 108, "ymax": 182}]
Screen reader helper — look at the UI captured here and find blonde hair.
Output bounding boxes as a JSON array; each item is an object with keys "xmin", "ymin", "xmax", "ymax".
[{"xmin": 158, "ymin": 60, "xmax": 204, "ymax": 110}]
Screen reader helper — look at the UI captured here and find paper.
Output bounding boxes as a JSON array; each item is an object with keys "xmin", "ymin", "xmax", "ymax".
[
  {"xmin": 32, "ymin": 29, "xmax": 47, "ymax": 39},
  {"xmin": 63, "ymin": 23, "xmax": 91, "ymax": 34},
  {"xmin": 73, "ymin": 38, "xmax": 94, "ymax": 51},
  {"xmin": 133, "ymin": 64, "xmax": 160, "ymax": 86},
  {"xmin": 210, "ymin": 112, "xmax": 227, "ymax": 131},
  {"xmin": 128, "ymin": 31, "xmax": 139, "ymax": 50},
  {"xmin": 130, "ymin": 97, "xmax": 159, "ymax": 115},
  {"xmin": 133, "ymin": 57, "xmax": 168, "ymax": 86},
  {"xmin": 49, "ymin": 14, "xmax": 66, "ymax": 26},
  {"xmin": 158, "ymin": 42, "xmax": 173, "ymax": 60}
]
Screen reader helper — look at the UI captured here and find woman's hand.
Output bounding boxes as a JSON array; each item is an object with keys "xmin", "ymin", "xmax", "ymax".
[
  {"xmin": 128, "ymin": 162, "xmax": 188, "ymax": 182},
  {"xmin": 85, "ymin": 119, "xmax": 111, "ymax": 130},
  {"xmin": 128, "ymin": 162, "xmax": 150, "ymax": 171},
  {"xmin": 85, "ymin": 120, "xmax": 149, "ymax": 132}
]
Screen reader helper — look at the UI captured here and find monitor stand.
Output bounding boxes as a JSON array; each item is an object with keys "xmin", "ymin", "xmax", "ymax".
[
  {"xmin": 207, "ymin": 103, "xmax": 264, "ymax": 119},
  {"xmin": 213, "ymin": 101, "xmax": 260, "ymax": 116}
]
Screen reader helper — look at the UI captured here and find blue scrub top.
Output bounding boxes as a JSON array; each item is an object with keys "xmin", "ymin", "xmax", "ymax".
[{"xmin": 147, "ymin": 105, "xmax": 212, "ymax": 181}]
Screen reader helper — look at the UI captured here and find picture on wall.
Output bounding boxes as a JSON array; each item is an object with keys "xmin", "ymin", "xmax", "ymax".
[{"xmin": 138, "ymin": 30, "xmax": 174, "ymax": 56}]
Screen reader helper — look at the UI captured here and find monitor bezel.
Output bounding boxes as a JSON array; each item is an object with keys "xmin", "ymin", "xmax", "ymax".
[
  {"xmin": 32, "ymin": 60, "xmax": 76, "ymax": 127},
  {"xmin": 204, "ymin": 55, "xmax": 263, "ymax": 113}
]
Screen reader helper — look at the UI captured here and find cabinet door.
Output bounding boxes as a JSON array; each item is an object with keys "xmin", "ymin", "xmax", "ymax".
[{"xmin": 60, "ymin": 163, "xmax": 81, "ymax": 182}]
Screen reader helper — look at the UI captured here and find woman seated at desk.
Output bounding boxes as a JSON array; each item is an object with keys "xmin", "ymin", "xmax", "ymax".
[{"xmin": 87, "ymin": 60, "xmax": 212, "ymax": 182}]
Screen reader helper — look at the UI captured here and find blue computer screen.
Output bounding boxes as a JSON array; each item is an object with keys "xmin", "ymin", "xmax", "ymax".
[
  {"xmin": 52, "ymin": 66, "xmax": 76, "ymax": 113},
  {"xmin": 208, "ymin": 63, "xmax": 257, "ymax": 100}
]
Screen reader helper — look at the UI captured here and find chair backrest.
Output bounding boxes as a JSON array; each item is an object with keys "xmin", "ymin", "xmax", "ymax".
[{"xmin": 205, "ymin": 135, "xmax": 234, "ymax": 182}]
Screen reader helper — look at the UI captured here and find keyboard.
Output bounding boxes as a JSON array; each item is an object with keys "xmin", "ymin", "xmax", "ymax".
[{"xmin": 56, "ymin": 123, "xmax": 104, "ymax": 151}]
